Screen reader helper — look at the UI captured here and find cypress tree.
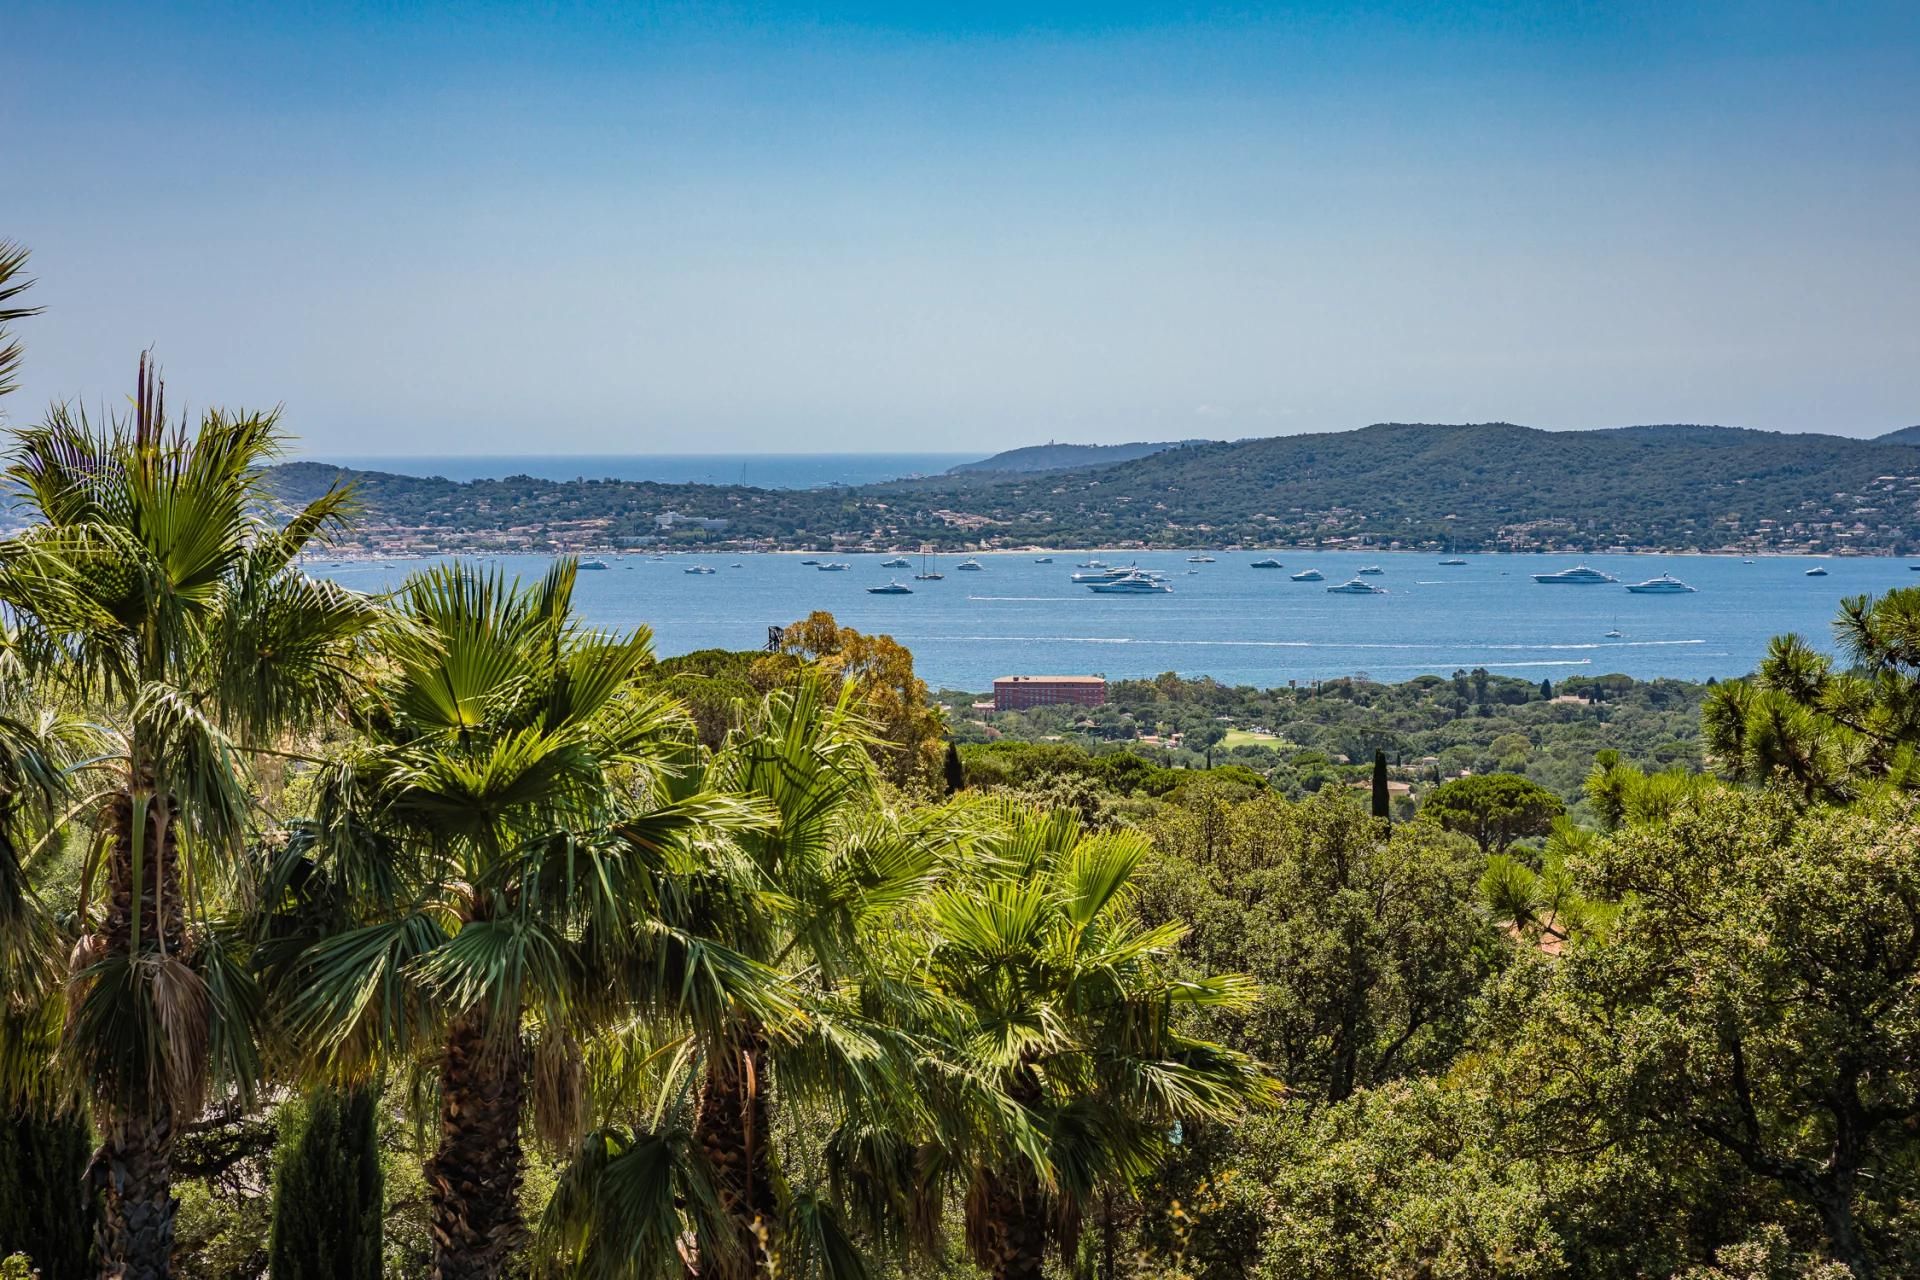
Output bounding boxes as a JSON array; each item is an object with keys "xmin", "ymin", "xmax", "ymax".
[
  {"xmin": 268, "ymin": 1088, "xmax": 383, "ymax": 1280},
  {"xmin": 1371, "ymin": 749, "xmax": 1390, "ymax": 821},
  {"xmin": 1539, "ymin": 678, "xmax": 1553, "ymax": 700},
  {"xmin": 943, "ymin": 741, "xmax": 966, "ymax": 795},
  {"xmin": 0, "ymin": 1105, "xmax": 93, "ymax": 1279}
]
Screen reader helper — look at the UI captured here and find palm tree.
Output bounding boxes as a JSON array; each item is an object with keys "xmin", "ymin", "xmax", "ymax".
[
  {"xmin": 907, "ymin": 809, "xmax": 1274, "ymax": 1280},
  {"xmin": 0, "ymin": 239, "xmax": 42, "ymax": 407},
  {"xmin": 0, "ymin": 361, "xmax": 379, "ymax": 1279},
  {"xmin": 544, "ymin": 682, "xmax": 954, "ymax": 1280},
  {"xmin": 278, "ymin": 560, "xmax": 766, "ymax": 1280}
]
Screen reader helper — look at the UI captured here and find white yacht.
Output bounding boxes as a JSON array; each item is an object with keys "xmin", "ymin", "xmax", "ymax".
[
  {"xmin": 1077, "ymin": 558, "xmax": 1108, "ymax": 569},
  {"xmin": 1186, "ymin": 554, "xmax": 1216, "ymax": 563},
  {"xmin": 1250, "ymin": 558, "xmax": 1284, "ymax": 569},
  {"xmin": 1291, "ymin": 569, "xmax": 1325, "ymax": 582},
  {"xmin": 1327, "ymin": 578, "xmax": 1385, "ymax": 594},
  {"xmin": 881, "ymin": 556, "xmax": 911, "ymax": 568},
  {"xmin": 817, "ymin": 562, "xmax": 851, "ymax": 571},
  {"xmin": 1034, "ymin": 556, "xmax": 1054, "ymax": 564},
  {"xmin": 1626, "ymin": 573, "xmax": 1696, "ymax": 594},
  {"xmin": 683, "ymin": 564, "xmax": 717, "ymax": 575},
  {"xmin": 866, "ymin": 580, "xmax": 913, "ymax": 595},
  {"xmin": 1356, "ymin": 565, "xmax": 1384, "ymax": 575},
  {"xmin": 579, "ymin": 558, "xmax": 611, "ymax": 570},
  {"xmin": 1532, "ymin": 565, "xmax": 1619, "ymax": 584},
  {"xmin": 1806, "ymin": 565, "xmax": 1829, "ymax": 576},
  {"xmin": 1088, "ymin": 571, "xmax": 1171, "ymax": 594},
  {"xmin": 955, "ymin": 558, "xmax": 985, "ymax": 571},
  {"xmin": 1439, "ymin": 557, "xmax": 1467, "ymax": 566}
]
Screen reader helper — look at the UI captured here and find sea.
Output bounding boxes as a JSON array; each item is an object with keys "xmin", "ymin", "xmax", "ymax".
[
  {"xmin": 306, "ymin": 452, "xmax": 977, "ymax": 488},
  {"xmin": 307, "ymin": 550, "xmax": 1914, "ymax": 693}
]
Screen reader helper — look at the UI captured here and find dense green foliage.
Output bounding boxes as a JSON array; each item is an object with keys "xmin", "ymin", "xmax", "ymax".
[
  {"xmin": 267, "ymin": 1089, "xmax": 382, "ymax": 1280},
  {"xmin": 0, "ymin": 1106, "xmax": 93, "ymax": 1278}
]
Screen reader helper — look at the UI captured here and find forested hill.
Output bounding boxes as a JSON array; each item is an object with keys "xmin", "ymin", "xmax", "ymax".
[
  {"xmin": 265, "ymin": 422, "xmax": 1920, "ymax": 555},
  {"xmin": 947, "ymin": 439, "xmax": 1208, "ymax": 473},
  {"xmin": 872, "ymin": 421, "xmax": 1920, "ymax": 552},
  {"xmin": 1876, "ymin": 424, "xmax": 1920, "ymax": 446}
]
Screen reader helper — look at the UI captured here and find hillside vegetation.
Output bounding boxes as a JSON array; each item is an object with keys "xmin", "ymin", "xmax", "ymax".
[{"xmin": 264, "ymin": 421, "xmax": 1920, "ymax": 555}]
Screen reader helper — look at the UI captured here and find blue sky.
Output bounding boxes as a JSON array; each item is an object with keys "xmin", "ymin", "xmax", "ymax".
[{"xmin": 6, "ymin": 1, "xmax": 1917, "ymax": 454}]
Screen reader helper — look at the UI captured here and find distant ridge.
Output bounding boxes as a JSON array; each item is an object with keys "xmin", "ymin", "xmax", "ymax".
[
  {"xmin": 948, "ymin": 439, "xmax": 1210, "ymax": 474},
  {"xmin": 1877, "ymin": 425, "xmax": 1920, "ymax": 446},
  {"xmin": 264, "ymin": 421, "xmax": 1920, "ymax": 556}
]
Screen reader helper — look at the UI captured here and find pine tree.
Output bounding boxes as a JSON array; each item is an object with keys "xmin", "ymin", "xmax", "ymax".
[
  {"xmin": 1539, "ymin": 678, "xmax": 1553, "ymax": 700},
  {"xmin": 944, "ymin": 740, "xmax": 967, "ymax": 795},
  {"xmin": 1371, "ymin": 749, "xmax": 1390, "ymax": 821},
  {"xmin": 0, "ymin": 1106, "xmax": 93, "ymax": 1279},
  {"xmin": 268, "ymin": 1088, "xmax": 383, "ymax": 1280}
]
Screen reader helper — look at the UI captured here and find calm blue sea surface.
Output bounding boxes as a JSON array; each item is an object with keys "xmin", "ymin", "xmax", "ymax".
[
  {"xmin": 309, "ymin": 551, "xmax": 1920, "ymax": 692},
  {"xmin": 305, "ymin": 452, "xmax": 977, "ymax": 487}
]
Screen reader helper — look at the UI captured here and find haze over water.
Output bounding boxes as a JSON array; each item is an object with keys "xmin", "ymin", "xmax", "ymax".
[{"xmin": 313, "ymin": 550, "xmax": 1908, "ymax": 691}]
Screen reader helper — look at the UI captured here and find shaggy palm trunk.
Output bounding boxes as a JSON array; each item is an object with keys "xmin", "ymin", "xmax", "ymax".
[
  {"xmin": 972, "ymin": 1166, "xmax": 1050, "ymax": 1280},
  {"xmin": 426, "ymin": 1011, "xmax": 526, "ymax": 1280},
  {"xmin": 90, "ymin": 785, "xmax": 184, "ymax": 1280},
  {"xmin": 971, "ymin": 1068, "xmax": 1050, "ymax": 1280},
  {"xmin": 693, "ymin": 1021, "xmax": 775, "ymax": 1280}
]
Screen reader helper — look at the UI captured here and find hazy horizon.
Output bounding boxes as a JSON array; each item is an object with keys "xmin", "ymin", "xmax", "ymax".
[{"xmin": 10, "ymin": 2, "xmax": 1919, "ymax": 452}]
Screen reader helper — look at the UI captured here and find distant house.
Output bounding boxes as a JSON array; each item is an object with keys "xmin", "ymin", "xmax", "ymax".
[{"xmin": 993, "ymin": 675, "xmax": 1107, "ymax": 712}]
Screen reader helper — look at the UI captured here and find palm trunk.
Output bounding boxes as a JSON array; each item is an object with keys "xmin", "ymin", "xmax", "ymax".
[
  {"xmin": 973, "ymin": 1166, "xmax": 1049, "ymax": 1280},
  {"xmin": 692, "ymin": 1020, "xmax": 775, "ymax": 1280},
  {"xmin": 89, "ymin": 785, "xmax": 184, "ymax": 1280},
  {"xmin": 426, "ymin": 1011, "xmax": 526, "ymax": 1280}
]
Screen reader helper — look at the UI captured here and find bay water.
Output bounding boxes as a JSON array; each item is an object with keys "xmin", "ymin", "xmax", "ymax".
[{"xmin": 311, "ymin": 550, "xmax": 1914, "ymax": 691}]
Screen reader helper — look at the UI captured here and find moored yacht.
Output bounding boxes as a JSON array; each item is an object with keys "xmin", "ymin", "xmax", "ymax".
[
  {"xmin": 1356, "ymin": 565, "xmax": 1384, "ymax": 575},
  {"xmin": 1626, "ymin": 573, "xmax": 1696, "ymax": 594},
  {"xmin": 955, "ymin": 558, "xmax": 984, "ymax": 571},
  {"xmin": 1805, "ymin": 565, "xmax": 1829, "ymax": 576},
  {"xmin": 1290, "ymin": 568, "xmax": 1325, "ymax": 582},
  {"xmin": 1250, "ymin": 558, "xmax": 1284, "ymax": 569},
  {"xmin": 881, "ymin": 556, "xmax": 911, "ymax": 567},
  {"xmin": 1034, "ymin": 556, "xmax": 1054, "ymax": 563},
  {"xmin": 579, "ymin": 558, "xmax": 611, "ymax": 570},
  {"xmin": 866, "ymin": 580, "xmax": 914, "ymax": 594},
  {"xmin": 1327, "ymin": 578, "xmax": 1385, "ymax": 594},
  {"xmin": 817, "ymin": 562, "xmax": 851, "ymax": 571},
  {"xmin": 683, "ymin": 564, "xmax": 717, "ymax": 575},
  {"xmin": 1439, "ymin": 557, "xmax": 1467, "ymax": 566},
  {"xmin": 1187, "ymin": 554, "xmax": 1216, "ymax": 563},
  {"xmin": 1532, "ymin": 565, "xmax": 1619, "ymax": 584},
  {"xmin": 1088, "ymin": 571, "xmax": 1171, "ymax": 594}
]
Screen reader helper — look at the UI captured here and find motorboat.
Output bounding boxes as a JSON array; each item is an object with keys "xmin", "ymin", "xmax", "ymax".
[
  {"xmin": 881, "ymin": 556, "xmax": 911, "ymax": 568},
  {"xmin": 1605, "ymin": 628, "xmax": 1624, "ymax": 639},
  {"xmin": 579, "ymin": 559, "xmax": 611, "ymax": 570},
  {"xmin": 1356, "ymin": 565, "xmax": 1384, "ymax": 575},
  {"xmin": 1186, "ymin": 554, "xmax": 1216, "ymax": 563},
  {"xmin": 1291, "ymin": 569, "xmax": 1324, "ymax": 582},
  {"xmin": 1626, "ymin": 573, "xmax": 1696, "ymax": 594},
  {"xmin": 1088, "ymin": 571, "xmax": 1171, "ymax": 594},
  {"xmin": 729, "ymin": 563, "xmax": 743, "ymax": 569},
  {"xmin": 683, "ymin": 565, "xmax": 717, "ymax": 575},
  {"xmin": 955, "ymin": 558, "xmax": 985, "ymax": 571},
  {"xmin": 1250, "ymin": 558, "xmax": 1284, "ymax": 569},
  {"xmin": 866, "ymin": 580, "xmax": 914, "ymax": 595},
  {"xmin": 1532, "ymin": 565, "xmax": 1619, "ymax": 584},
  {"xmin": 1077, "ymin": 559, "xmax": 1108, "ymax": 569},
  {"xmin": 1034, "ymin": 556, "xmax": 1054, "ymax": 563},
  {"xmin": 817, "ymin": 562, "xmax": 851, "ymax": 571},
  {"xmin": 1326, "ymin": 579, "xmax": 1385, "ymax": 594},
  {"xmin": 1072, "ymin": 564, "xmax": 1167, "ymax": 584},
  {"xmin": 800, "ymin": 559, "xmax": 820, "ymax": 566},
  {"xmin": 1806, "ymin": 565, "xmax": 1829, "ymax": 576},
  {"xmin": 1439, "ymin": 558, "xmax": 1467, "ymax": 566}
]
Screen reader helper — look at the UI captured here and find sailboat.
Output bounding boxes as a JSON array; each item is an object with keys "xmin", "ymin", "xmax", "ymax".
[{"xmin": 914, "ymin": 549, "xmax": 944, "ymax": 581}]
